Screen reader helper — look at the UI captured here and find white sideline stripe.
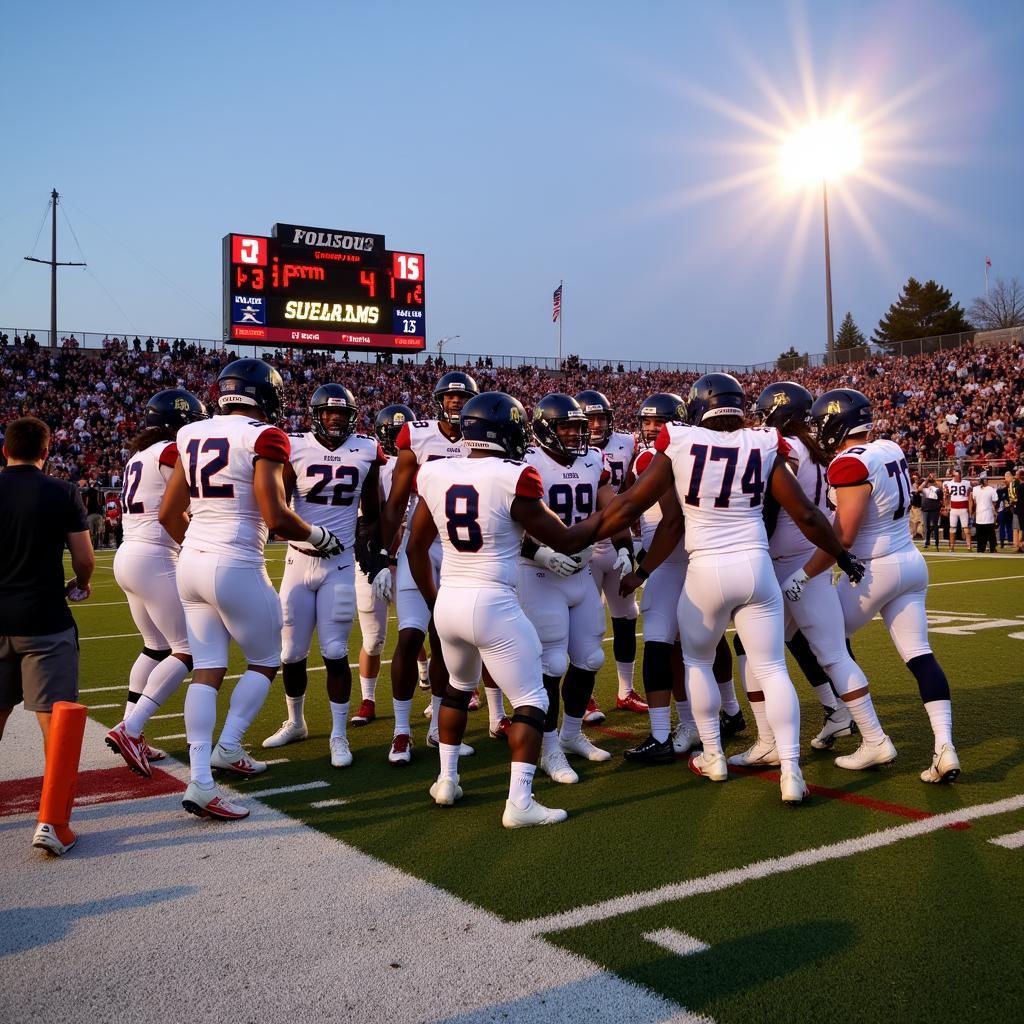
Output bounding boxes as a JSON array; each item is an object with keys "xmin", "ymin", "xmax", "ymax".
[
  {"xmin": 989, "ymin": 828, "xmax": 1024, "ymax": 850},
  {"xmin": 929, "ymin": 574, "xmax": 1024, "ymax": 588},
  {"xmin": 87, "ymin": 702, "xmax": 120, "ymax": 710},
  {"xmin": 81, "ymin": 632, "xmax": 141, "ymax": 641},
  {"xmin": 246, "ymin": 781, "xmax": 330, "ymax": 799},
  {"xmin": 155, "ymin": 732, "xmax": 187, "ymax": 741},
  {"xmin": 150, "ymin": 711, "xmax": 184, "ymax": 720},
  {"xmin": 643, "ymin": 928, "xmax": 710, "ymax": 957},
  {"xmin": 264, "ymin": 757, "xmax": 289, "ymax": 765},
  {"xmin": 80, "ymin": 685, "xmax": 125, "ymax": 694},
  {"xmin": 521, "ymin": 793, "xmax": 1024, "ymax": 936},
  {"xmin": 310, "ymin": 797, "xmax": 348, "ymax": 808}
]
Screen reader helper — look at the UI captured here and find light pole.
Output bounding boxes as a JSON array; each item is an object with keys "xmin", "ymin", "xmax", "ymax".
[
  {"xmin": 822, "ymin": 180, "xmax": 835, "ymax": 365},
  {"xmin": 437, "ymin": 334, "xmax": 460, "ymax": 359}
]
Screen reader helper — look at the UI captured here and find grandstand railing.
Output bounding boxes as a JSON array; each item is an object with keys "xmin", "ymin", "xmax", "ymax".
[{"xmin": 0, "ymin": 326, "xmax": 980, "ymax": 374}]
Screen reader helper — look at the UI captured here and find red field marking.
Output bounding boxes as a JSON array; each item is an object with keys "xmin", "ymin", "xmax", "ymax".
[
  {"xmin": 0, "ymin": 765, "xmax": 185, "ymax": 817},
  {"xmin": 593, "ymin": 724, "xmax": 970, "ymax": 829}
]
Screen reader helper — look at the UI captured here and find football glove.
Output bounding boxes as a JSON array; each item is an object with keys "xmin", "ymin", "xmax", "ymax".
[
  {"xmin": 781, "ymin": 569, "xmax": 808, "ymax": 603},
  {"xmin": 534, "ymin": 545, "xmax": 579, "ymax": 578},
  {"xmin": 371, "ymin": 567, "xmax": 393, "ymax": 603},
  {"xmin": 612, "ymin": 546, "xmax": 633, "ymax": 580},
  {"xmin": 307, "ymin": 524, "xmax": 344, "ymax": 558},
  {"xmin": 574, "ymin": 544, "xmax": 594, "ymax": 567},
  {"xmin": 837, "ymin": 550, "xmax": 866, "ymax": 585},
  {"xmin": 354, "ymin": 521, "xmax": 381, "ymax": 576}
]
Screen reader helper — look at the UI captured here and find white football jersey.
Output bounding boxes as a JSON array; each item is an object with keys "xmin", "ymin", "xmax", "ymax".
[
  {"xmin": 380, "ymin": 455, "xmax": 396, "ymax": 502},
  {"xmin": 177, "ymin": 414, "xmax": 291, "ymax": 565},
  {"xmin": 655, "ymin": 423, "xmax": 785, "ymax": 558},
  {"xmin": 288, "ymin": 431, "xmax": 383, "ymax": 545},
  {"xmin": 599, "ymin": 430, "xmax": 636, "ymax": 491},
  {"xmin": 121, "ymin": 440, "xmax": 180, "ymax": 549},
  {"xmin": 827, "ymin": 438, "xmax": 915, "ymax": 559},
  {"xmin": 524, "ymin": 445, "xmax": 606, "ymax": 527},
  {"xmin": 769, "ymin": 435, "xmax": 833, "ymax": 561},
  {"xmin": 944, "ymin": 478, "xmax": 971, "ymax": 508},
  {"xmin": 630, "ymin": 446, "xmax": 687, "ymax": 564},
  {"xmin": 416, "ymin": 456, "xmax": 543, "ymax": 589}
]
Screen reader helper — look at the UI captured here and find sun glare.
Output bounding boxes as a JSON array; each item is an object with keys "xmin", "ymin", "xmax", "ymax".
[{"xmin": 779, "ymin": 117, "xmax": 863, "ymax": 186}]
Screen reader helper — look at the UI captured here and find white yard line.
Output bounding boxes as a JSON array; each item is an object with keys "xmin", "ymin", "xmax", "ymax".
[
  {"xmin": 989, "ymin": 828, "xmax": 1024, "ymax": 850},
  {"xmin": 245, "ymin": 781, "xmax": 330, "ymax": 799},
  {"xmin": 520, "ymin": 794, "xmax": 1024, "ymax": 937},
  {"xmin": 80, "ymin": 685, "xmax": 126, "ymax": 694},
  {"xmin": 86, "ymin": 703, "xmax": 120, "ymax": 711},
  {"xmin": 149, "ymin": 711, "xmax": 184, "ymax": 721},
  {"xmin": 929, "ymin": 575, "xmax": 1024, "ymax": 588},
  {"xmin": 310, "ymin": 797, "xmax": 348, "ymax": 809},
  {"xmin": 80, "ymin": 632, "xmax": 142, "ymax": 641},
  {"xmin": 643, "ymin": 929, "xmax": 710, "ymax": 957},
  {"xmin": 154, "ymin": 732, "xmax": 187, "ymax": 741}
]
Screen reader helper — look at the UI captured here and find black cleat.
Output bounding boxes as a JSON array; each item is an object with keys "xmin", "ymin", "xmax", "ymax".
[
  {"xmin": 719, "ymin": 708, "xmax": 747, "ymax": 737},
  {"xmin": 624, "ymin": 734, "xmax": 676, "ymax": 764}
]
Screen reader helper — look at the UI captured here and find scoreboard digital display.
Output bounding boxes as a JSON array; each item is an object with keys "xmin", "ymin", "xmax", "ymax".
[{"xmin": 223, "ymin": 222, "xmax": 425, "ymax": 352}]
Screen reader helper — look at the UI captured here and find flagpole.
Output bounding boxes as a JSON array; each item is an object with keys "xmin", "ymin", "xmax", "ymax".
[
  {"xmin": 558, "ymin": 278, "xmax": 563, "ymax": 366},
  {"xmin": 985, "ymin": 259, "xmax": 990, "ymax": 298}
]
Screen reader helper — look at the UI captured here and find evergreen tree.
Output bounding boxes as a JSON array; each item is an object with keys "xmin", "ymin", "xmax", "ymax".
[
  {"xmin": 776, "ymin": 345, "xmax": 807, "ymax": 370},
  {"xmin": 835, "ymin": 311, "xmax": 866, "ymax": 349},
  {"xmin": 873, "ymin": 277, "xmax": 972, "ymax": 348}
]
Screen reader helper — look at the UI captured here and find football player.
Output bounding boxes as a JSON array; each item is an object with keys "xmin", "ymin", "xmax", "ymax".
[
  {"xmin": 575, "ymin": 390, "xmax": 638, "ymax": 719},
  {"xmin": 944, "ymin": 470, "xmax": 972, "ymax": 552},
  {"xmin": 105, "ymin": 388, "xmax": 206, "ymax": 776},
  {"xmin": 730, "ymin": 383, "xmax": 894, "ymax": 771},
  {"xmin": 406, "ymin": 391, "xmax": 600, "ymax": 827},
  {"xmin": 159, "ymin": 359, "xmax": 344, "ymax": 821},
  {"xmin": 589, "ymin": 373, "xmax": 864, "ymax": 804},
  {"xmin": 262, "ymin": 384, "xmax": 384, "ymax": 768},
  {"xmin": 796, "ymin": 389, "xmax": 959, "ymax": 783}
]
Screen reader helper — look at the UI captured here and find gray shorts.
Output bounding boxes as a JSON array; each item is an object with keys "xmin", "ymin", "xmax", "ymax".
[
  {"xmin": 1014, "ymin": 514, "xmax": 1022, "ymax": 532},
  {"xmin": 0, "ymin": 627, "xmax": 79, "ymax": 712}
]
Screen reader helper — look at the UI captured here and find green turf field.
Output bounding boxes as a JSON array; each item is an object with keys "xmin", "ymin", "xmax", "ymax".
[{"xmin": 71, "ymin": 546, "xmax": 1024, "ymax": 1023}]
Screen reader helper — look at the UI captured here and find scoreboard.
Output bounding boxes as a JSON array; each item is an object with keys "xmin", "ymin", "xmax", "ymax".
[{"xmin": 223, "ymin": 222, "xmax": 425, "ymax": 352}]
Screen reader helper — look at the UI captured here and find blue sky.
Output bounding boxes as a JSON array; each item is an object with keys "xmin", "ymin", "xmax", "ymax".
[{"xmin": 2, "ymin": 1, "xmax": 1021, "ymax": 363}]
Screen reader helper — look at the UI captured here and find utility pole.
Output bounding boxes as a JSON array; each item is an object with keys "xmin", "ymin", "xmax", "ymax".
[
  {"xmin": 822, "ymin": 181, "xmax": 835, "ymax": 366},
  {"xmin": 24, "ymin": 189, "xmax": 85, "ymax": 347}
]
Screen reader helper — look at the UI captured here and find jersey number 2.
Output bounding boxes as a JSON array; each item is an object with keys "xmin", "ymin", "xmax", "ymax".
[
  {"xmin": 445, "ymin": 484, "xmax": 483, "ymax": 552},
  {"xmin": 184, "ymin": 438, "xmax": 234, "ymax": 499},
  {"xmin": 123, "ymin": 462, "xmax": 145, "ymax": 513},
  {"xmin": 306, "ymin": 465, "xmax": 359, "ymax": 506}
]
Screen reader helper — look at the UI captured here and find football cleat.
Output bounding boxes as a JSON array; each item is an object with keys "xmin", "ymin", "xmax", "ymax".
[
  {"xmin": 920, "ymin": 743, "xmax": 961, "ymax": 783},
  {"xmin": 616, "ymin": 690, "xmax": 649, "ymax": 713},
  {"xmin": 429, "ymin": 775, "xmax": 463, "ymax": 806},
  {"xmin": 417, "ymin": 673, "xmax": 431, "ymax": 691},
  {"xmin": 426, "ymin": 733, "xmax": 475, "ymax": 757},
  {"xmin": 688, "ymin": 750, "xmax": 728, "ymax": 782},
  {"xmin": 330, "ymin": 736, "xmax": 353, "ymax": 769},
  {"xmin": 350, "ymin": 699, "xmax": 376, "ymax": 726},
  {"xmin": 181, "ymin": 781, "xmax": 250, "ymax": 821},
  {"xmin": 468, "ymin": 689, "xmax": 481, "ymax": 711},
  {"xmin": 261, "ymin": 720, "xmax": 308, "ymax": 748},
  {"xmin": 502, "ymin": 799, "xmax": 568, "ymax": 829},
  {"xmin": 560, "ymin": 732, "xmax": 612, "ymax": 762},
  {"xmin": 624, "ymin": 733, "xmax": 675, "ymax": 764},
  {"xmin": 539, "ymin": 748, "xmax": 579, "ymax": 784},
  {"xmin": 719, "ymin": 708, "xmax": 747, "ymax": 737},
  {"xmin": 489, "ymin": 716, "xmax": 511, "ymax": 740},
  {"xmin": 211, "ymin": 743, "xmax": 267, "ymax": 776},
  {"xmin": 728, "ymin": 739, "xmax": 781, "ymax": 768},
  {"xmin": 143, "ymin": 741, "xmax": 166, "ymax": 761},
  {"xmin": 835, "ymin": 736, "xmax": 897, "ymax": 771},
  {"xmin": 810, "ymin": 705, "xmax": 857, "ymax": 750},
  {"xmin": 388, "ymin": 733, "xmax": 413, "ymax": 765},
  {"xmin": 583, "ymin": 697, "xmax": 606, "ymax": 724},
  {"xmin": 780, "ymin": 767, "xmax": 809, "ymax": 804},
  {"xmin": 32, "ymin": 822, "xmax": 76, "ymax": 856},
  {"xmin": 105, "ymin": 722, "xmax": 151, "ymax": 778},
  {"xmin": 671, "ymin": 721, "xmax": 700, "ymax": 756}
]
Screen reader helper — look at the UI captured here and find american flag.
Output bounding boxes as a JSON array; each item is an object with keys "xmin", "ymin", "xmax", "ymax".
[
  {"xmin": 985, "ymin": 256, "xmax": 992, "ymax": 268},
  {"xmin": 552, "ymin": 284, "xmax": 562, "ymax": 323}
]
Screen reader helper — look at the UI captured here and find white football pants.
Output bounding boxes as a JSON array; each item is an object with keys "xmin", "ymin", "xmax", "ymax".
[
  {"xmin": 590, "ymin": 543, "xmax": 639, "ymax": 619},
  {"xmin": 355, "ymin": 565, "xmax": 389, "ymax": 657},
  {"xmin": 113, "ymin": 541, "xmax": 190, "ymax": 654},
  {"xmin": 279, "ymin": 549, "xmax": 356, "ymax": 664},
  {"xmin": 396, "ymin": 541, "xmax": 442, "ymax": 634}
]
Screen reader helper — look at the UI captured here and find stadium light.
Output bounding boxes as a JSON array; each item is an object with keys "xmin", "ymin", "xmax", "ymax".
[{"xmin": 779, "ymin": 118, "xmax": 862, "ymax": 366}]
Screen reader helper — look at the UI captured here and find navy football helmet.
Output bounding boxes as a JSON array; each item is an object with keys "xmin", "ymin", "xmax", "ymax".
[
  {"xmin": 686, "ymin": 372, "xmax": 746, "ymax": 426},
  {"xmin": 638, "ymin": 392, "xmax": 686, "ymax": 446},
  {"xmin": 575, "ymin": 390, "xmax": 614, "ymax": 446},
  {"xmin": 434, "ymin": 371, "xmax": 479, "ymax": 422},
  {"xmin": 532, "ymin": 393, "xmax": 590, "ymax": 459},
  {"xmin": 216, "ymin": 358, "xmax": 284, "ymax": 420},
  {"xmin": 144, "ymin": 388, "xmax": 207, "ymax": 431},
  {"xmin": 460, "ymin": 392, "xmax": 531, "ymax": 460},
  {"xmin": 374, "ymin": 403, "xmax": 416, "ymax": 456},
  {"xmin": 810, "ymin": 389, "xmax": 873, "ymax": 451},
  {"xmin": 310, "ymin": 384, "xmax": 358, "ymax": 445},
  {"xmin": 753, "ymin": 382, "xmax": 813, "ymax": 431}
]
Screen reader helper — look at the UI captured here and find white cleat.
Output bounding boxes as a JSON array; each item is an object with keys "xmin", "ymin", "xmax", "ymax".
[
  {"xmin": 330, "ymin": 736, "xmax": 353, "ymax": 769},
  {"xmin": 920, "ymin": 743, "xmax": 961, "ymax": 783},
  {"xmin": 540, "ymin": 748, "xmax": 579, "ymax": 784},
  {"xmin": 810, "ymin": 705, "xmax": 856, "ymax": 750},
  {"xmin": 211, "ymin": 743, "xmax": 267, "ymax": 775},
  {"xmin": 560, "ymin": 732, "xmax": 612, "ymax": 762},
  {"xmin": 429, "ymin": 775, "xmax": 463, "ymax": 806},
  {"xmin": 728, "ymin": 739, "xmax": 780, "ymax": 768},
  {"xmin": 426, "ymin": 734, "xmax": 475, "ymax": 757},
  {"xmin": 261, "ymin": 720, "xmax": 308, "ymax": 749},
  {"xmin": 181, "ymin": 781, "xmax": 250, "ymax": 820},
  {"xmin": 388, "ymin": 733, "xmax": 413, "ymax": 765},
  {"xmin": 688, "ymin": 750, "xmax": 728, "ymax": 782},
  {"xmin": 671, "ymin": 721, "xmax": 700, "ymax": 756},
  {"xmin": 835, "ymin": 736, "xmax": 897, "ymax": 771},
  {"xmin": 502, "ymin": 798, "xmax": 568, "ymax": 829},
  {"xmin": 780, "ymin": 767, "xmax": 809, "ymax": 804}
]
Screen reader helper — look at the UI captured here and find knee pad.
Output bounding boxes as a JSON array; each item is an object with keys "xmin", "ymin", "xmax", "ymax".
[
  {"xmin": 322, "ymin": 657, "xmax": 349, "ymax": 677},
  {"xmin": 572, "ymin": 646, "xmax": 605, "ymax": 673},
  {"xmin": 511, "ymin": 711, "xmax": 544, "ymax": 734},
  {"xmin": 142, "ymin": 646, "xmax": 172, "ymax": 662},
  {"xmin": 732, "ymin": 633, "xmax": 746, "ymax": 658},
  {"xmin": 319, "ymin": 638, "xmax": 350, "ymax": 662},
  {"xmin": 441, "ymin": 687, "xmax": 472, "ymax": 712},
  {"xmin": 907, "ymin": 653, "xmax": 949, "ymax": 703},
  {"xmin": 541, "ymin": 647, "xmax": 569, "ymax": 679},
  {"xmin": 360, "ymin": 625, "xmax": 386, "ymax": 657}
]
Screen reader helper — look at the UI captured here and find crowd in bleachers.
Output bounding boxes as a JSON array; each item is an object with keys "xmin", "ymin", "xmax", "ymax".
[{"xmin": 1, "ymin": 332, "xmax": 1022, "ymax": 492}]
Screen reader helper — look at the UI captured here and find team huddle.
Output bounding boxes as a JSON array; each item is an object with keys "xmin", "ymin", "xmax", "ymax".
[{"xmin": 102, "ymin": 360, "xmax": 961, "ymax": 828}]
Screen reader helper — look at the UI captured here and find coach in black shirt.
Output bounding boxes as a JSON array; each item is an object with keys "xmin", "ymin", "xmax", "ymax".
[{"xmin": 0, "ymin": 417, "xmax": 94, "ymax": 748}]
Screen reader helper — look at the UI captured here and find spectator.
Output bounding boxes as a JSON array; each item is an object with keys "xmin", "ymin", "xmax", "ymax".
[
  {"xmin": 79, "ymin": 478, "xmax": 104, "ymax": 547},
  {"xmin": 971, "ymin": 474, "xmax": 998, "ymax": 553},
  {"xmin": 1013, "ymin": 469, "xmax": 1024, "ymax": 553},
  {"xmin": 103, "ymin": 490, "xmax": 123, "ymax": 548},
  {"xmin": 919, "ymin": 474, "xmax": 942, "ymax": 549},
  {"xmin": 909, "ymin": 472, "xmax": 924, "ymax": 540},
  {"xmin": 997, "ymin": 471, "xmax": 1014, "ymax": 549}
]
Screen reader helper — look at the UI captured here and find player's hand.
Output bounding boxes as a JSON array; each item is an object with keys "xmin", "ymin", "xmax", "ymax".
[
  {"xmin": 781, "ymin": 569, "xmax": 808, "ymax": 603},
  {"xmin": 371, "ymin": 567, "xmax": 393, "ymax": 603},
  {"xmin": 534, "ymin": 545, "xmax": 578, "ymax": 578},
  {"xmin": 612, "ymin": 547, "xmax": 633, "ymax": 580},
  {"xmin": 65, "ymin": 580, "xmax": 91, "ymax": 602},
  {"xmin": 308, "ymin": 524, "xmax": 344, "ymax": 558},
  {"xmin": 836, "ymin": 550, "xmax": 866, "ymax": 585},
  {"xmin": 619, "ymin": 571, "xmax": 642, "ymax": 597},
  {"xmin": 574, "ymin": 545, "xmax": 594, "ymax": 567}
]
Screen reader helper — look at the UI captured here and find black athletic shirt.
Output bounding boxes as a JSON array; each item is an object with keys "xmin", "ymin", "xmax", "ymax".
[{"xmin": 0, "ymin": 465, "xmax": 88, "ymax": 636}]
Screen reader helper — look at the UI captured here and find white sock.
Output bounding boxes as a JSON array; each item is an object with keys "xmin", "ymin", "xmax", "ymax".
[
  {"xmin": 329, "ymin": 701, "xmax": 349, "ymax": 740},
  {"xmin": 560, "ymin": 713, "xmax": 583, "ymax": 742},
  {"xmin": 418, "ymin": 659, "xmax": 429, "ymax": 683},
  {"xmin": 485, "ymin": 686, "xmax": 506, "ymax": 728},
  {"xmin": 124, "ymin": 657, "xmax": 189, "ymax": 736},
  {"xmin": 359, "ymin": 675, "xmax": 377, "ymax": 702},
  {"xmin": 844, "ymin": 693, "xmax": 886, "ymax": 744},
  {"xmin": 649, "ymin": 704, "xmax": 671, "ymax": 743},
  {"xmin": 780, "ymin": 755, "xmax": 800, "ymax": 774},
  {"xmin": 428, "ymin": 695, "xmax": 442, "ymax": 740},
  {"xmin": 615, "ymin": 661, "xmax": 634, "ymax": 699},
  {"xmin": 676, "ymin": 698, "xmax": 695, "ymax": 728},
  {"xmin": 748, "ymin": 696, "xmax": 775, "ymax": 744},
  {"xmin": 285, "ymin": 694, "xmax": 305, "ymax": 726},
  {"xmin": 393, "ymin": 697, "xmax": 412, "ymax": 736},
  {"xmin": 924, "ymin": 699, "xmax": 953, "ymax": 751},
  {"xmin": 439, "ymin": 742, "xmax": 460, "ymax": 780},
  {"xmin": 508, "ymin": 761, "xmax": 536, "ymax": 809},
  {"xmin": 760, "ymin": 674, "xmax": 801, "ymax": 763},
  {"xmin": 184, "ymin": 683, "xmax": 218, "ymax": 786},
  {"xmin": 718, "ymin": 678, "xmax": 741, "ymax": 716},
  {"xmin": 125, "ymin": 651, "xmax": 162, "ymax": 718},
  {"xmin": 811, "ymin": 682, "xmax": 839, "ymax": 711},
  {"xmin": 687, "ymin": 666, "xmax": 723, "ymax": 756},
  {"xmin": 542, "ymin": 730, "xmax": 559, "ymax": 755},
  {"xmin": 218, "ymin": 670, "xmax": 272, "ymax": 750}
]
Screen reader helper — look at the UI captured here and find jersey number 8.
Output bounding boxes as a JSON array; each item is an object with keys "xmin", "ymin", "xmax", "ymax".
[{"xmin": 444, "ymin": 484, "xmax": 483, "ymax": 552}]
